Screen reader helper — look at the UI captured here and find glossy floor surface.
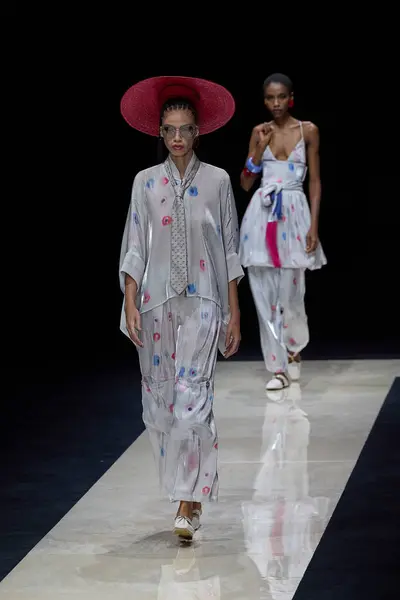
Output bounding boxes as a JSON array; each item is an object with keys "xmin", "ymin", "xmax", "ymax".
[{"xmin": 1, "ymin": 360, "xmax": 399, "ymax": 598}]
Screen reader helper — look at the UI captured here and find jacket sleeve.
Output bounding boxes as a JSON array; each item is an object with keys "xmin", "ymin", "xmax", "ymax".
[
  {"xmin": 119, "ymin": 172, "xmax": 148, "ymax": 293},
  {"xmin": 220, "ymin": 172, "xmax": 244, "ymax": 284}
]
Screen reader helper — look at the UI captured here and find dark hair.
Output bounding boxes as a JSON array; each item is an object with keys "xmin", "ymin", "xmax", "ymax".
[
  {"xmin": 263, "ymin": 73, "xmax": 293, "ymax": 95},
  {"xmin": 160, "ymin": 97, "xmax": 198, "ymax": 125},
  {"xmin": 157, "ymin": 97, "xmax": 198, "ymax": 162}
]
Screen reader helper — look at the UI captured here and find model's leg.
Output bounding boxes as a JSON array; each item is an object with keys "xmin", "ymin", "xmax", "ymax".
[
  {"xmin": 167, "ymin": 297, "xmax": 221, "ymax": 515},
  {"xmin": 248, "ymin": 267, "xmax": 289, "ymax": 389},
  {"xmin": 137, "ymin": 298, "xmax": 219, "ymax": 539},
  {"xmin": 137, "ymin": 301, "xmax": 178, "ymax": 496},
  {"xmin": 281, "ymin": 268, "xmax": 309, "ymax": 380}
]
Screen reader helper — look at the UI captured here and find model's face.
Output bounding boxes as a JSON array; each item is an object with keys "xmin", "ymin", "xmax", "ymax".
[
  {"xmin": 264, "ymin": 82, "xmax": 292, "ymax": 118},
  {"xmin": 160, "ymin": 109, "xmax": 198, "ymax": 157}
]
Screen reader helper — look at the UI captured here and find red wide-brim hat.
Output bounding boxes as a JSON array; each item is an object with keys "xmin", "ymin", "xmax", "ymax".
[{"xmin": 120, "ymin": 75, "xmax": 235, "ymax": 136}]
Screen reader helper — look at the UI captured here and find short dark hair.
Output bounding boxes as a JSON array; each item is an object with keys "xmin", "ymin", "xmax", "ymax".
[
  {"xmin": 263, "ymin": 73, "xmax": 293, "ymax": 94},
  {"xmin": 160, "ymin": 97, "xmax": 197, "ymax": 124}
]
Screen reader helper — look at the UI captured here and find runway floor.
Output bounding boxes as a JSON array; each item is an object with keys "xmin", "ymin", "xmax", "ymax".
[{"xmin": 1, "ymin": 359, "xmax": 399, "ymax": 598}]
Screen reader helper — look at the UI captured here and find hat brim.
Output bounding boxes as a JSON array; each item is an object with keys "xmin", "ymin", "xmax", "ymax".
[{"xmin": 120, "ymin": 75, "xmax": 235, "ymax": 136}]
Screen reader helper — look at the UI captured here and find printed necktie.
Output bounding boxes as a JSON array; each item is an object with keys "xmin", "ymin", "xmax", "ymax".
[{"xmin": 165, "ymin": 156, "xmax": 200, "ymax": 295}]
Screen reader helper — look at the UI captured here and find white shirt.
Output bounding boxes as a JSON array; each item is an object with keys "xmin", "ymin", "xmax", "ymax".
[{"xmin": 119, "ymin": 153, "xmax": 244, "ymax": 332}]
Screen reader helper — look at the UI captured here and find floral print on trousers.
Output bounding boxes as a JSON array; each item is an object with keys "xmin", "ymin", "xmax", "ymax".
[
  {"xmin": 137, "ymin": 296, "xmax": 221, "ymax": 502},
  {"xmin": 248, "ymin": 266, "xmax": 309, "ymax": 374}
]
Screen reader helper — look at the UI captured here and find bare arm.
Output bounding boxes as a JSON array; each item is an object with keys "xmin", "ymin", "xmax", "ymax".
[
  {"xmin": 125, "ymin": 273, "xmax": 138, "ymax": 309},
  {"xmin": 228, "ymin": 279, "xmax": 240, "ymax": 317},
  {"xmin": 240, "ymin": 124, "xmax": 273, "ymax": 191},
  {"xmin": 306, "ymin": 123, "xmax": 321, "ymax": 231},
  {"xmin": 124, "ymin": 274, "xmax": 143, "ymax": 347},
  {"xmin": 220, "ymin": 172, "xmax": 243, "ymax": 358},
  {"xmin": 224, "ymin": 279, "xmax": 241, "ymax": 358}
]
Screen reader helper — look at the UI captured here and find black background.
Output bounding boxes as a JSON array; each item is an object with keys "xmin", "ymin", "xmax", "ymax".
[{"xmin": 6, "ymin": 19, "xmax": 399, "ymax": 376}]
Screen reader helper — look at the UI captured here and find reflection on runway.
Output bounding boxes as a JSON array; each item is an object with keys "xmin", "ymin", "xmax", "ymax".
[
  {"xmin": 1, "ymin": 360, "xmax": 397, "ymax": 598},
  {"xmin": 242, "ymin": 384, "xmax": 330, "ymax": 598},
  {"xmin": 155, "ymin": 384, "xmax": 330, "ymax": 599},
  {"xmin": 156, "ymin": 546, "xmax": 220, "ymax": 599}
]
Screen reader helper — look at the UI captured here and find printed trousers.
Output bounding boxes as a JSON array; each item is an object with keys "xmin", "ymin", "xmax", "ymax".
[
  {"xmin": 248, "ymin": 267, "xmax": 309, "ymax": 374},
  {"xmin": 137, "ymin": 296, "xmax": 221, "ymax": 503}
]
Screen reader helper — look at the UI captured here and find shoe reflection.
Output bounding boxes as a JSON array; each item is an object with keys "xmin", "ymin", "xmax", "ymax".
[
  {"xmin": 242, "ymin": 383, "xmax": 330, "ymax": 598},
  {"xmin": 157, "ymin": 546, "xmax": 220, "ymax": 598}
]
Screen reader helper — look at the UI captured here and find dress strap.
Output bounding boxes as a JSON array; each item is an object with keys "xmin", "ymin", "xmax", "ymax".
[{"xmin": 298, "ymin": 120, "xmax": 304, "ymax": 140}]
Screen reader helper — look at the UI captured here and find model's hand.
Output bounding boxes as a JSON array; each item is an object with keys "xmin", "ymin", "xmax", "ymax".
[
  {"xmin": 253, "ymin": 123, "xmax": 274, "ymax": 150},
  {"xmin": 126, "ymin": 305, "xmax": 144, "ymax": 347},
  {"xmin": 306, "ymin": 226, "xmax": 319, "ymax": 253},
  {"xmin": 224, "ymin": 313, "xmax": 241, "ymax": 359}
]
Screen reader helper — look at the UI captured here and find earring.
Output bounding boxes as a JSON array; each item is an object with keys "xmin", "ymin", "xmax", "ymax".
[{"xmin": 289, "ymin": 98, "xmax": 294, "ymax": 108}]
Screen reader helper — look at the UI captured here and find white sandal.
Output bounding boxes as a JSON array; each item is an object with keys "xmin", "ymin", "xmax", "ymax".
[{"xmin": 266, "ymin": 372, "xmax": 290, "ymax": 391}]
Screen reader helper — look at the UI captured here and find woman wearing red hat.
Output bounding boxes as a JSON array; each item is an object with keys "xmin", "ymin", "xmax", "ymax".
[{"xmin": 119, "ymin": 76, "xmax": 243, "ymax": 540}]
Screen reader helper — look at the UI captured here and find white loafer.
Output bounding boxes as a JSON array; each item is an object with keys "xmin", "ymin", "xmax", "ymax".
[{"xmin": 174, "ymin": 516, "xmax": 195, "ymax": 540}]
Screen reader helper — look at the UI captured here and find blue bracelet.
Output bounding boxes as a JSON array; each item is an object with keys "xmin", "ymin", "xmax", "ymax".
[{"xmin": 246, "ymin": 156, "xmax": 263, "ymax": 174}]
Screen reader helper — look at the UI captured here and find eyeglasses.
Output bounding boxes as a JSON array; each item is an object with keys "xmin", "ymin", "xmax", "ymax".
[{"xmin": 160, "ymin": 124, "xmax": 198, "ymax": 140}]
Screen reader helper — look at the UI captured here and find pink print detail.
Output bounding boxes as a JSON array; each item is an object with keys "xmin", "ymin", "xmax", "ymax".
[
  {"xmin": 214, "ymin": 443, "xmax": 218, "ymax": 449},
  {"xmin": 188, "ymin": 453, "xmax": 198, "ymax": 471},
  {"xmin": 282, "ymin": 215, "xmax": 287, "ymax": 222},
  {"xmin": 202, "ymin": 486, "xmax": 211, "ymax": 495},
  {"xmin": 266, "ymin": 221, "xmax": 281, "ymax": 268},
  {"xmin": 291, "ymin": 204, "xmax": 295, "ymax": 212},
  {"xmin": 272, "ymin": 354, "xmax": 276, "ymax": 361},
  {"xmin": 162, "ymin": 216, "xmax": 172, "ymax": 226},
  {"xmin": 146, "ymin": 385, "xmax": 151, "ymax": 392},
  {"xmin": 168, "ymin": 312, "xmax": 173, "ymax": 321},
  {"xmin": 293, "ymin": 277, "xmax": 297, "ymax": 285},
  {"xmin": 162, "ymin": 177, "xmax": 169, "ymax": 185},
  {"xmin": 289, "ymin": 337, "xmax": 296, "ymax": 345},
  {"xmin": 143, "ymin": 291, "xmax": 151, "ymax": 304},
  {"xmin": 171, "ymin": 352, "xmax": 176, "ymax": 360},
  {"xmin": 297, "ymin": 234, "xmax": 301, "ymax": 241},
  {"xmin": 200, "ymin": 259, "xmax": 206, "ymax": 271},
  {"xmin": 153, "ymin": 333, "xmax": 160, "ymax": 342},
  {"xmin": 272, "ymin": 305, "xmax": 276, "ymax": 311},
  {"xmin": 277, "ymin": 178, "xmax": 282, "ymax": 183},
  {"xmin": 169, "ymin": 404, "xmax": 174, "ymax": 413},
  {"xmin": 284, "ymin": 324, "xmax": 289, "ymax": 329}
]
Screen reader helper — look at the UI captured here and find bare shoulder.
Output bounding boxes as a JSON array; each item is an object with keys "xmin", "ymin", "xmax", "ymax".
[
  {"xmin": 252, "ymin": 120, "xmax": 273, "ymax": 133},
  {"xmin": 302, "ymin": 121, "xmax": 319, "ymax": 143}
]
